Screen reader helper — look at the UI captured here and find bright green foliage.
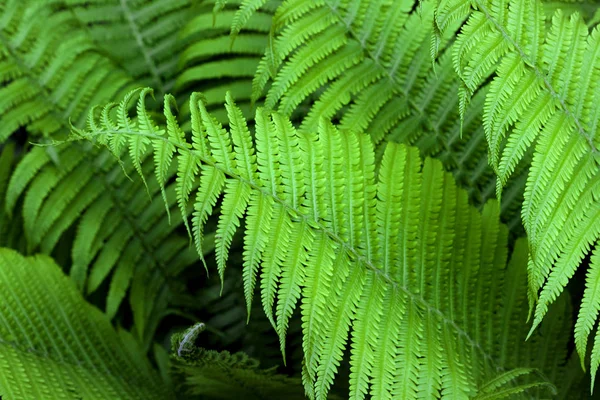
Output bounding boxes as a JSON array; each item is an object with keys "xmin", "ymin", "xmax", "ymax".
[
  {"xmin": 2, "ymin": 0, "xmax": 600, "ymax": 397},
  {"xmin": 73, "ymin": 89, "xmax": 584, "ymax": 399},
  {"xmin": 433, "ymin": 0, "xmax": 600, "ymax": 383},
  {"xmin": 243, "ymin": 0, "xmax": 528, "ymax": 230},
  {"xmin": 0, "ymin": 2, "xmax": 271, "ymax": 337},
  {"xmin": 3, "ymin": 135, "xmax": 200, "ymax": 349},
  {"xmin": 170, "ymin": 324, "xmax": 307, "ymax": 399},
  {"xmin": 227, "ymin": 0, "xmax": 271, "ymax": 39},
  {"xmin": 218, "ymin": 0, "xmax": 600, "ymax": 230},
  {"xmin": 0, "ymin": 247, "xmax": 172, "ymax": 399}
]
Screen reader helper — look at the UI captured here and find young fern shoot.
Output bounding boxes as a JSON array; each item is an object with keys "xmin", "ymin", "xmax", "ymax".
[{"xmin": 177, "ymin": 322, "xmax": 207, "ymax": 357}]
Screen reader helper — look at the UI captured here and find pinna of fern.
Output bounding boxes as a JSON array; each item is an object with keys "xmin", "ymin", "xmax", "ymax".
[
  {"xmin": 70, "ymin": 88, "xmax": 585, "ymax": 399},
  {"xmin": 434, "ymin": 0, "xmax": 600, "ymax": 387},
  {"xmin": 173, "ymin": 0, "xmax": 277, "ymax": 125}
]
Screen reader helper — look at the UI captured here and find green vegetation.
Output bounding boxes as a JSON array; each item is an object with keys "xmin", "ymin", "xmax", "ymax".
[{"xmin": 0, "ymin": 0, "xmax": 599, "ymax": 398}]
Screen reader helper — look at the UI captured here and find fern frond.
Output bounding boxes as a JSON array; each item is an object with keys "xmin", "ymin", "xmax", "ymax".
[
  {"xmin": 1, "ymin": 0, "xmax": 204, "ymax": 341},
  {"xmin": 66, "ymin": 0, "xmax": 195, "ymax": 95},
  {"xmin": 5, "ymin": 98, "xmax": 202, "ymax": 351},
  {"xmin": 75, "ymin": 89, "xmax": 583, "ymax": 398},
  {"xmin": 0, "ymin": 248, "xmax": 172, "ymax": 399},
  {"xmin": 434, "ymin": 0, "xmax": 600, "ymax": 379}
]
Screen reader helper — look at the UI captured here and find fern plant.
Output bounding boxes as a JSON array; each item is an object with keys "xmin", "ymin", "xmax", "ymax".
[
  {"xmin": 0, "ymin": 247, "xmax": 308, "ymax": 400},
  {"xmin": 66, "ymin": 89, "xmax": 585, "ymax": 398},
  {"xmin": 0, "ymin": 0, "xmax": 235, "ymax": 349},
  {"xmin": 2, "ymin": 0, "xmax": 600, "ymax": 398}
]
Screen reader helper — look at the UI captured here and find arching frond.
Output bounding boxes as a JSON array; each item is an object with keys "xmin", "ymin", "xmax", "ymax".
[
  {"xmin": 434, "ymin": 0, "xmax": 600, "ymax": 382},
  {"xmin": 73, "ymin": 89, "xmax": 584, "ymax": 399},
  {"xmin": 0, "ymin": 247, "xmax": 172, "ymax": 399}
]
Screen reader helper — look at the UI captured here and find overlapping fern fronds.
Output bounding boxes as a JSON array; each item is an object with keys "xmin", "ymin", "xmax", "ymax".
[
  {"xmin": 180, "ymin": 258, "xmax": 305, "ymax": 369},
  {"xmin": 0, "ymin": 0, "xmax": 203, "ymax": 348},
  {"xmin": 0, "ymin": 0, "xmax": 132, "ymax": 144},
  {"xmin": 217, "ymin": 0, "xmax": 527, "ymax": 230},
  {"xmin": 72, "ymin": 89, "xmax": 585, "ymax": 399},
  {"xmin": 434, "ymin": 0, "xmax": 600, "ymax": 384},
  {"xmin": 7, "ymin": 144, "xmax": 202, "ymax": 347},
  {"xmin": 0, "ymin": 248, "xmax": 172, "ymax": 399}
]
